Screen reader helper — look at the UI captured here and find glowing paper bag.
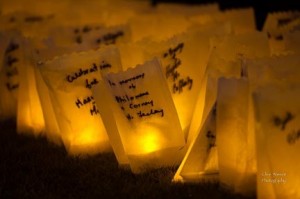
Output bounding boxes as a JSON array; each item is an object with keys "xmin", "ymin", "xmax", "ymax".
[
  {"xmin": 16, "ymin": 39, "xmax": 45, "ymax": 135},
  {"xmin": 142, "ymin": 28, "xmax": 228, "ymax": 138},
  {"xmin": 0, "ymin": 31, "xmax": 23, "ymax": 119},
  {"xmin": 173, "ymin": 105, "xmax": 218, "ymax": 182},
  {"xmin": 263, "ymin": 11, "xmax": 300, "ymax": 54},
  {"xmin": 253, "ymin": 85, "xmax": 300, "ymax": 199},
  {"xmin": 33, "ymin": 44, "xmax": 93, "ymax": 145},
  {"xmin": 93, "ymin": 58, "xmax": 185, "ymax": 173},
  {"xmin": 33, "ymin": 46, "xmax": 73, "ymax": 145},
  {"xmin": 187, "ymin": 32, "xmax": 270, "ymax": 146},
  {"xmin": 216, "ymin": 78, "xmax": 256, "ymax": 196},
  {"xmin": 39, "ymin": 46, "xmax": 121, "ymax": 155}
]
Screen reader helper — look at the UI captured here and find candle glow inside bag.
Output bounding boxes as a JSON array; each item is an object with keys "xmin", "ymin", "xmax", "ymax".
[
  {"xmin": 93, "ymin": 58, "xmax": 185, "ymax": 173},
  {"xmin": 253, "ymin": 85, "xmax": 300, "ymax": 199},
  {"xmin": 39, "ymin": 46, "xmax": 122, "ymax": 154}
]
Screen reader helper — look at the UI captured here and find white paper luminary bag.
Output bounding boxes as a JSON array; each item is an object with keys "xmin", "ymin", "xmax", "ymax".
[
  {"xmin": 253, "ymin": 85, "xmax": 300, "ymax": 199},
  {"xmin": 142, "ymin": 29, "xmax": 227, "ymax": 139},
  {"xmin": 187, "ymin": 32, "xmax": 270, "ymax": 146},
  {"xmin": 33, "ymin": 44, "xmax": 94, "ymax": 145},
  {"xmin": 173, "ymin": 104, "xmax": 218, "ymax": 182},
  {"xmin": 16, "ymin": 39, "xmax": 45, "ymax": 135},
  {"xmin": 33, "ymin": 40, "xmax": 97, "ymax": 145},
  {"xmin": 39, "ymin": 46, "xmax": 122, "ymax": 155},
  {"xmin": 0, "ymin": 31, "xmax": 24, "ymax": 120},
  {"xmin": 216, "ymin": 78, "xmax": 256, "ymax": 196},
  {"xmin": 93, "ymin": 58, "xmax": 185, "ymax": 173},
  {"xmin": 263, "ymin": 11, "xmax": 300, "ymax": 54}
]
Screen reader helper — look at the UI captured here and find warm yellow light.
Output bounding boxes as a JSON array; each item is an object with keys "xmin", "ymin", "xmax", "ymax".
[
  {"xmin": 77, "ymin": 131, "xmax": 96, "ymax": 145},
  {"xmin": 69, "ymin": 126, "xmax": 102, "ymax": 146},
  {"xmin": 134, "ymin": 125, "xmax": 162, "ymax": 154},
  {"xmin": 142, "ymin": 133, "xmax": 159, "ymax": 154}
]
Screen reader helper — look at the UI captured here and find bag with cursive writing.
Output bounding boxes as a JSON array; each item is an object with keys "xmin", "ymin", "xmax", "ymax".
[
  {"xmin": 93, "ymin": 58, "xmax": 185, "ymax": 173},
  {"xmin": 32, "ymin": 43, "xmax": 93, "ymax": 145},
  {"xmin": 253, "ymin": 84, "xmax": 300, "ymax": 199},
  {"xmin": 144, "ymin": 25, "xmax": 232, "ymax": 140},
  {"xmin": 0, "ymin": 31, "xmax": 24, "ymax": 120},
  {"xmin": 39, "ymin": 45, "xmax": 122, "ymax": 155},
  {"xmin": 48, "ymin": 24, "xmax": 131, "ymax": 49},
  {"xmin": 119, "ymin": 22, "xmax": 232, "ymax": 143},
  {"xmin": 263, "ymin": 11, "xmax": 300, "ymax": 55}
]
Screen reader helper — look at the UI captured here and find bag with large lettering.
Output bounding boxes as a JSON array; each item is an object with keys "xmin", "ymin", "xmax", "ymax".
[
  {"xmin": 92, "ymin": 58, "xmax": 185, "ymax": 173},
  {"xmin": 39, "ymin": 45, "xmax": 122, "ymax": 155},
  {"xmin": 253, "ymin": 84, "xmax": 300, "ymax": 199}
]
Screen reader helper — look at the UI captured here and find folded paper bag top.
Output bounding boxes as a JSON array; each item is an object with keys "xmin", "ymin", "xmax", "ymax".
[{"xmin": 93, "ymin": 58, "xmax": 186, "ymax": 173}]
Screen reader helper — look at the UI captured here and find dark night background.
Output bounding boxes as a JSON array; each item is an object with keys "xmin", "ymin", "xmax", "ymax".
[{"xmin": 1, "ymin": 0, "xmax": 300, "ymax": 199}]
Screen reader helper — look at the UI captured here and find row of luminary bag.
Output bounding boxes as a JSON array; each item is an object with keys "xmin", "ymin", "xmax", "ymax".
[{"xmin": 1, "ymin": 1, "xmax": 300, "ymax": 199}]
